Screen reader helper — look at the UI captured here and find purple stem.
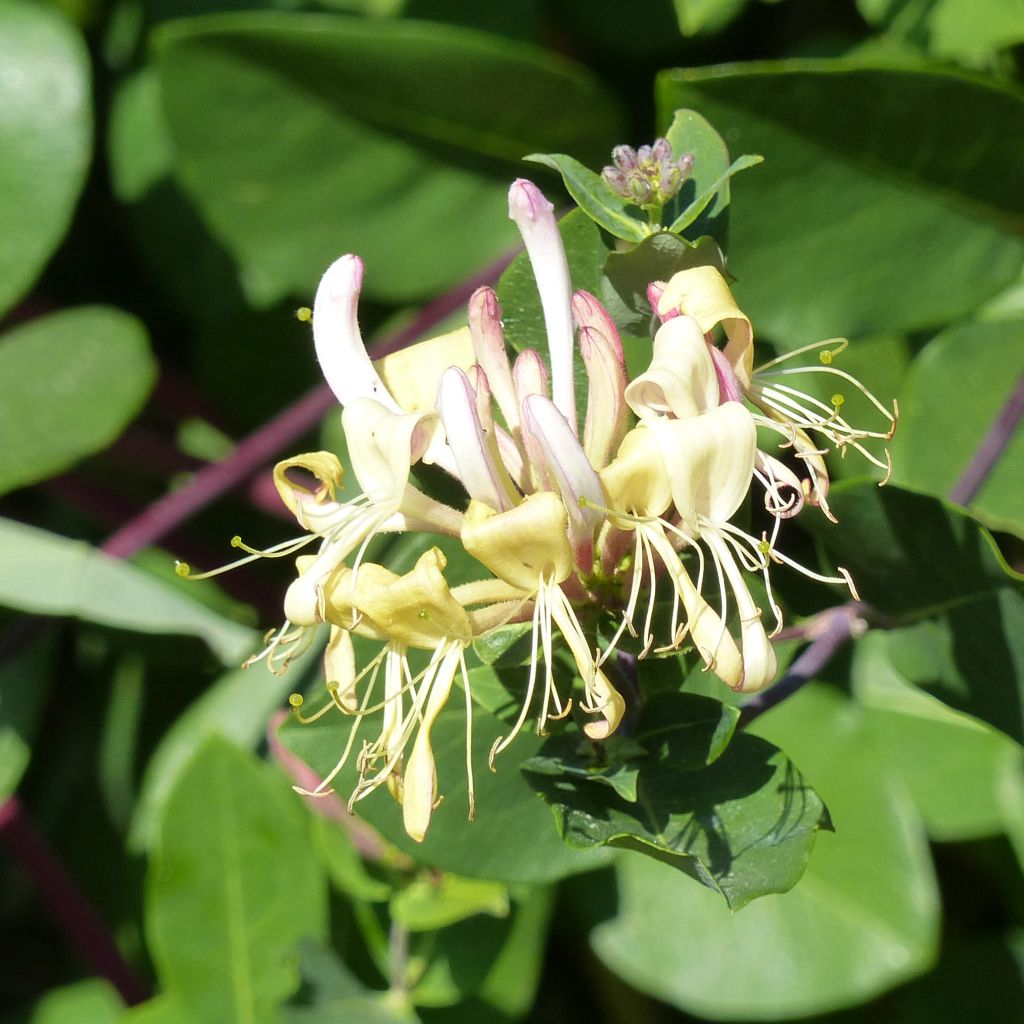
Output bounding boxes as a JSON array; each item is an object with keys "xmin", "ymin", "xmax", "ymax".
[
  {"xmin": 950, "ymin": 372, "xmax": 1024, "ymax": 506},
  {"xmin": 744, "ymin": 371, "xmax": 1024, "ymax": 726},
  {"xmin": 0, "ymin": 797, "xmax": 149, "ymax": 1005},
  {"xmin": 102, "ymin": 247, "xmax": 516, "ymax": 560},
  {"xmin": 4, "ymin": 246, "xmax": 517, "ymax": 1004},
  {"xmin": 739, "ymin": 604, "xmax": 866, "ymax": 727}
]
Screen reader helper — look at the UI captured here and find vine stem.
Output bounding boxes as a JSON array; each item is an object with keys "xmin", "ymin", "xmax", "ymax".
[
  {"xmin": 950, "ymin": 372, "xmax": 1024, "ymax": 506},
  {"xmin": 3, "ymin": 247, "xmax": 516, "ymax": 1005},
  {"xmin": 101, "ymin": 247, "xmax": 516, "ymax": 560},
  {"xmin": 0, "ymin": 797, "xmax": 149, "ymax": 1005},
  {"xmin": 742, "ymin": 370, "xmax": 1024, "ymax": 726}
]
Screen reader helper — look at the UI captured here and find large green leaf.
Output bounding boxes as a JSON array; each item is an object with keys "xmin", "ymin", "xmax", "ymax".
[
  {"xmin": 0, "ymin": 1, "xmax": 91, "ymax": 318},
  {"xmin": 891, "ymin": 317, "xmax": 1024, "ymax": 536},
  {"xmin": 148, "ymin": 736, "xmax": 328, "ymax": 1023},
  {"xmin": 657, "ymin": 62, "xmax": 1024, "ymax": 344},
  {"xmin": 0, "ymin": 307, "xmax": 156, "ymax": 495},
  {"xmin": 155, "ymin": 13, "xmax": 622, "ymax": 305},
  {"xmin": 278, "ymin": 663, "xmax": 613, "ymax": 884},
  {"xmin": 853, "ymin": 630, "xmax": 1023, "ymax": 841},
  {"xmin": 589, "ymin": 686, "xmax": 940, "ymax": 1019},
  {"xmin": 524, "ymin": 693, "xmax": 827, "ymax": 910},
  {"xmin": 805, "ymin": 482, "xmax": 1024, "ymax": 743},
  {"xmin": 130, "ymin": 640, "xmax": 321, "ymax": 851},
  {"xmin": 29, "ymin": 980, "xmax": 122, "ymax": 1024},
  {"xmin": 0, "ymin": 518, "xmax": 257, "ymax": 664}
]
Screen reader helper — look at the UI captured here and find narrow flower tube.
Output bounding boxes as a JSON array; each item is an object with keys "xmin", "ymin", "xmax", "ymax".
[
  {"xmin": 437, "ymin": 367, "xmax": 518, "ymax": 512},
  {"xmin": 508, "ymin": 179, "xmax": 577, "ymax": 435},
  {"xmin": 312, "ymin": 255, "xmax": 403, "ymax": 413}
]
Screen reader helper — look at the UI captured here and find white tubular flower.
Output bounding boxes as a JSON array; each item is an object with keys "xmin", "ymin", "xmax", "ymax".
[
  {"xmin": 508, "ymin": 178, "xmax": 578, "ymax": 435},
  {"xmin": 655, "ymin": 265, "xmax": 897, "ymax": 519}
]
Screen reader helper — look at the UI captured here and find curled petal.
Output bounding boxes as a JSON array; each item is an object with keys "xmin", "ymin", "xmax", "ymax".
[
  {"xmin": 462, "ymin": 494, "xmax": 573, "ymax": 592},
  {"xmin": 625, "ymin": 316, "xmax": 719, "ymax": 420},
  {"xmin": 334, "ymin": 548, "xmax": 473, "ymax": 648},
  {"xmin": 647, "ymin": 402, "xmax": 757, "ymax": 529},
  {"xmin": 342, "ymin": 399, "xmax": 439, "ymax": 509},
  {"xmin": 657, "ymin": 266, "xmax": 754, "ymax": 390},
  {"xmin": 273, "ymin": 451, "xmax": 345, "ymax": 528},
  {"xmin": 600, "ymin": 425, "xmax": 673, "ymax": 524},
  {"xmin": 508, "ymin": 179, "xmax": 577, "ymax": 435},
  {"xmin": 312, "ymin": 255, "xmax": 401, "ymax": 412}
]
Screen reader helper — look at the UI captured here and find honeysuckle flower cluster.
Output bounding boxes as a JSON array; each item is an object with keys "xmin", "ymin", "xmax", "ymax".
[{"xmin": 180, "ymin": 177, "xmax": 895, "ymax": 843}]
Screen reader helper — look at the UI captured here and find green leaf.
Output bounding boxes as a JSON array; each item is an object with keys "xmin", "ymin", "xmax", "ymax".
[
  {"xmin": 391, "ymin": 874, "xmax": 509, "ymax": 932},
  {"xmin": 155, "ymin": 13, "xmax": 622, "ymax": 305},
  {"xmin": 806, "ymin": 483, "xmax": 1024, "ymax": 743},
  {"xmin": 672, "ymin": 0, "xmax": 748, "ymax": 36},
  {"xmin": 928, "ymin": 0, "xmax": 1024, "ymax": 63},
  {"xmin": 0, "ymin": 0, "xmax": 91, "ymax": 317},
  {"xmin": 601, "ymin": 231, "xmax": 726, "ymax": 344},
  {"xmin": 130, "ymin": 639, "xmax": 320, "ymax": 850},
  {"xmin": 527, "ymin": 693, "xmax": 828, "ymax": 910},
  {"xmin": 524, "ymin": 153, "xmax": 650, "ymax": 242},
  {"xmin": 853, "ymin": 630, "xmax": 1023, "ymax": 840},
  {"xmin": 278, "ymin": 665, "xmax": 614, "ymax": 884},
  {"xmin": 0, "ymin": 625, "xmax": 56, "ymax": 801},
  {"xmin": 657, "ymin": 62, "xmax": 1024, "ymax": 343},
  {"xmin": 589, "ymin": 686, "xmax": 940, "ymax": 1018},
  {"xmin": 662, "ymin": 108, "xmax": 732, "ymax": 246},
  {"xmin": 0, "ymin": 307, "xmax": 156, "ymax": 495},
  {"xmin": 666, "ymin": 153, "xmax": 763, "ymax": 235},
  {"xmin": 148, "ymin": 736, "xmax": 328, "ymax": 1023},
  {"xmin": 0, "ymin": 518, "xmax": 257, "ymax": 664},
  {"xmin": 891, "ymin": 317, "xmax": 1024, "ymax": 536},
  {"xmin": 29, "ymin": 980, "xmax": 122, "ymax": 1024}
]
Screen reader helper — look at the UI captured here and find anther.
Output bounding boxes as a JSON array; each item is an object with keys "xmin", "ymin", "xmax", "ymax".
[
  {"xmin": 295, "ymin": 307, "xmax": 312, "ymax": 322},
  {"xmin": 174, "ymin": 561, "xmax": 191, "ymax": 577},
  {"xmin": 288, "ymin": 693, "xmax": 304, "ymax": 709}
]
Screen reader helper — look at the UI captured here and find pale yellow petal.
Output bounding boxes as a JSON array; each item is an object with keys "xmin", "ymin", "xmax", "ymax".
[{"xmin": 658, "ymin": 266, "xmax": 754, "ymax": 390}]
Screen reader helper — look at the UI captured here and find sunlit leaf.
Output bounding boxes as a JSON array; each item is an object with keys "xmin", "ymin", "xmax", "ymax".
[
  {"xmin": 0, "ymin": 1, "xmax": 91, "ymax": 317},
  {"xmin": 589, "ymin": 686, "xmax": 940, "ymax": 1018},
  {"xmin": 526, "ymin": 692, "xmax": 827, "ymax": 909},
  {"xmin": 148, "ymin": 736, "xmax": 328, "ymax": 1022},
  {"xmin": 155, "ymin": 13, "xmax": 623, "ymax": 304},
  {"xmin": 0, "ymin": 518, "xmax": 256, "ymax": 663},
  {"xmin": 0, "ymin": 307, "xmax": 156, "ymax": 496},
  {"xmin": 657, "ymin": 62, "xmax": 1024, "ymax": 344}
]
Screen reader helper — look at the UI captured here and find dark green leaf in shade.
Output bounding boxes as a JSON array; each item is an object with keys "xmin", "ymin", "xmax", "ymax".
[
  {"xmin": 657, "ymin": 62, "xmax": 1024, "ymax": 344},
  {"xmin": 277, "ymin": 667, "xmax": 613, "ymax": 884},
  {"xmin": 0, "ymin": 1, "xmax": 91, "ymax": 318},
  {"xmin": 0, "ymin": 518, "xmax": 257, "ymax": 665},
  {"xmin": 155, "ymin": 13, "xmax": 623, "ymax": 305},
  {"xmin": 601, "ymin": 231, "xmax": 726, "ymax": 345},
  {"xmin": 130, "ymin": 639, "xmax": 321, "ymax": 850},
  {"xmin": 148, "ymin": 736, "xmax": 328, "ymax": 1023},
  {"xmin": 853, "ymin": 630, "xmax": 1023, "ymax": 841},
  {"xmin": 892, "ymin": 317, "xmax": 1024, "ymax": 536},
  {"xmin": 471, "ymin": 622, "xmax": 534, "ymax": 668},
  {"xmin": 803, "ymin": 482, "xmax": 1024, "ymax": 743},
  {"xmin": 0, "ymin": 625, "xmax": 56, "ymax": 802},
  {"xmin": 0, "ymin": 307, "xmax": 156, "ymax": 496},
  {"xmin": 666, "ymin": 153, "xmax": 762, "ymax": 236},
  {"xmin": 28, "ymin": 979, "xmax": 122, "ymax": 1024},
  {"xmin": 525, "ymin": 692, "xmax": 828, "ymax": 909},
  {"xmin": 524, "ymin": 153, "xmax": 650, "ymax": 242},
  {"xmin": 589, "ymin": 686, "xmax": 940, "ymax": 1019}
]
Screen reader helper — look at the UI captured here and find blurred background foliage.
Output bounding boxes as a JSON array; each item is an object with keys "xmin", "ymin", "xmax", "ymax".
[{"xmin": 1, "ymin": 0, "xmax": 1024, "ymax": 1021}]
